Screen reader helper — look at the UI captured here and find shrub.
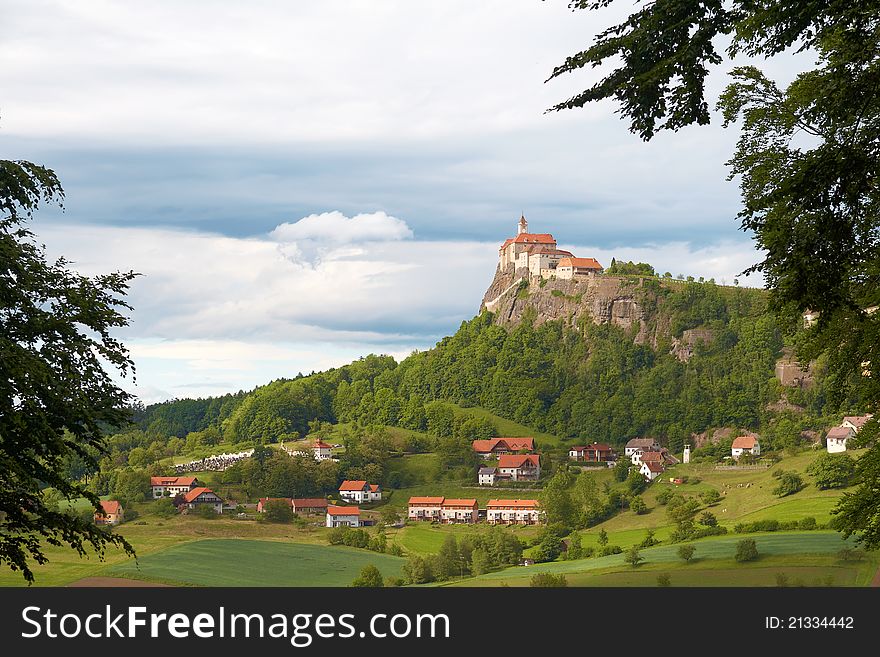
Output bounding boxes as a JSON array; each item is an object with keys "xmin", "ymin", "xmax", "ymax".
[
  {"xmin": 599, "ymin": 545, "xmax": 622, "ymax": 556},
  {"xmin": 351, "ymin": 565, "xmax": 384, "ymax": 587},
  {"xmin": 656, "ymin": 573, "xmax": 671, "ymax": 587},
  {"xmin": 630, "ymin": 496, "xmax": 647, "ymax": 515},
  {"xmin": 798, "ymin": 516, "xmax": 817, "ymax": 530},
  {"xmin": 154, "ymin": 498, "xmax": 176, "ymax": 518},
  {"xmin": 529, "ymin": 573, "xmax": 568, "ymax": 587},
  {"xmin": 677, "ymin": 544, "xmax": 696, "ymax": 563},
  {"xmin": 806, "ymin": 453, "xmax": 856, "ymax": 490},
  {"xmin": 699, "ymin": 511, "xmax": 718, "ymax": 527},
  {"xmin": 624, "ymin": 546, "xmax": 643, "ymax": 568},
  {"xmin": 735, "ymin": 538, "xmax": 759, "ymax": 562},
  {"xmin": 701, "ymin": 489, "xmax": 721, "ymax": 505},
  {"xmin": 192, "ymin": 504, "xmax": 218, "ymax": 518},
  {"xmin": 123, "ymin": 508, "xmax": 139, "ymax": 522},
  {"xmin": 772, "ymin": 471, "xmax": 804, "ymax": 497},
  {"xmin": 656, "ymin": 488, "xmax": 675, "ymax": 505}
]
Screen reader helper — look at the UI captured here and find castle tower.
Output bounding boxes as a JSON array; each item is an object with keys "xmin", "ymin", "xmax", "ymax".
[
  {"xmin": 518, "ymin": 214, "xmax": 528, "ymax": 235},
  {"xmin": 683, "ymin": 444, "xmax": 691, "ymax": 464}
]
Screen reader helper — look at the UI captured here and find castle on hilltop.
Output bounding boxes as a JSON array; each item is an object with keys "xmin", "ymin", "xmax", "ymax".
[{"xmin": 497, "ymin": 215, "xmax": 603, "ymax": 280}]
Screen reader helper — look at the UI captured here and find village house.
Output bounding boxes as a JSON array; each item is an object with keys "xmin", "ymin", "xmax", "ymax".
[
  {"xmin": 497, "ymin": 454, "xmax": 541, "ymax": 481},
  {"xmin": 94, "ymin": 500, "xmax": 124, "ymax": 526},
  {"xmin": 326, "ymin": 506, "xmax": 360, "ymax": 528},
  {"xmin": 624, "ymin": 438, "xmax": 660, "ymax": 457},
  {"xmin": 408, "ymin": 496, "xmax": 445, "ymax": 521},
  {"xmin": 181, "ymin": 487, "xmax": 224, "ymax": 514},
  {"xmin": 478, "ymin": 467, "xmax": 498, "ymax": 486},
  {"xmin": 486, "ymin": 499, "xmax": 542, "ymax": 525},
  {"xmin": 731, "ymin": 435, "xmax": 761, "ymax": 459},
  {"xmin": 338, "ymin": 480, "xmax": 382, "ymax": 503},
  {"xmin": 292, "ymin": 498, "xmax": 329, "ymax": 515},
  {"xmin": 554, "ymin": 257, "xmax": 604, "ymax": 279},
  {"xmin": 640, "ymin": 461, "xmax": 664, "ymax": 481},
  {"xmin": 568, "ymin": 442, "xmax": 614, "ymax": 462},
  {"xmin": 312, "ymin": 440, "xmax": 333, "ymax": 461},
  {"xmin": 150, "ymin": 476, "xmax": 198, "ymax": 499},
  {"xmin": 841, "ymin": 414, "xmax": 873, "ymax": 433},
  {"xmin": 440, "ymin": 499, "xmax": 479, "ymax": 524},
  {"xmin": 826, "ymin": 426, "xmax": 855, "ymax": 454},
  {"xmin": 472, "ymin": 437, "xmax": 535, "ymax": 458}
]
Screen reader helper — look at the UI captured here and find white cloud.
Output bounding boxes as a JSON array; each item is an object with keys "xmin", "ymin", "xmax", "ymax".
[{"xmin": 269, "ymin": 211, "xmax": 412, "ymax": 244}]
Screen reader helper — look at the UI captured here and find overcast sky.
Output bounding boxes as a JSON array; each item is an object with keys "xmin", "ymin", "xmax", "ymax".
[{"xmin": 1, "ymin": 1, "xmax": 813, "ymax": 402}]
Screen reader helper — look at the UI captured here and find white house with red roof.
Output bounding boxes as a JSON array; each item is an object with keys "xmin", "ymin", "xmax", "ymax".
[
  {"xmin": 639, "ymin": 461, "xmax": 664, "ymax": 481},
  {"xmin": 497, "ymin": 454, "xmax": 541, "ymax": 481},
  {"xmin": 555, "ymin": 257, "xmax": 604, "ymax": 279},
  {"xmin": 312, "ymin": 440, "xmax": 333, "ymax": 461},
  {"xmin": 826, "ymin": 426, "xmax": 855, "ymax": 453},
  {"xmin": 150, "ymin": 476, "xmax": 198, "ymax": 499},
  {"xmin": 440, "ymin": 499, "xmax": 478, "ymax": 524},
  {"xmin": 94, "ymin": 500, "xmax": 124, "ymax": 525},
  {"xmin": 486, "ymin": 499, "xmax": 542, "ymax": 525},
  {"xmin": 338, "ymin": 480, "xmax": 381, "ymax": 503},
  {"xmin": 408, "ymin": 496, "xmax": 445, "ymax": 521},
  {"xmin": 731, "ymin": 435, "xmax": 761, "ymax": 459},
  {"xmin": 478, "ymin": 466, "xmax": 498, "ymax": 486},
  {"xmin": 181, "ymin": 487, "xmax": 224, "ymax": 513},
  {"xmin": 496, "ymin": 216, "xmax": 602, "ymax": 281},
  {"xmin": 326, "ymin": 506, "xmax": 360, "ymax": 528},
  {"xmin": 841, "ymin": 414, "xmax": 873, "ymax": 434}
]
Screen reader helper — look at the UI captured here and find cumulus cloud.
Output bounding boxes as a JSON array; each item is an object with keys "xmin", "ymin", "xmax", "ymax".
[{"xmin": 268, "ymin": 211, "xmax": 413, "ymax": 265}]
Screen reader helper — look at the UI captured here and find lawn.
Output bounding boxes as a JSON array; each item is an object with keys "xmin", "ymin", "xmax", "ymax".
[
  {"xmin": 107, "ymin": 539, "xmax": 405, "ymax": 586},
  {"xmin": 447, "ymin": 531, "xmax": 874, "ymax": 587},
  {"xmin": 0, "ymin": 510, "xmax": 334, "ymax": 587}
]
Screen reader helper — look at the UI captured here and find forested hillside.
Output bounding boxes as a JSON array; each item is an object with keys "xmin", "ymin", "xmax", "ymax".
[{"xmin": 129, "ymin": 277, "xmax": 856, "ymax": 456}]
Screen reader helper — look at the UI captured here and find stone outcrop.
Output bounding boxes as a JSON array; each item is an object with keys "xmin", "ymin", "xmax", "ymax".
[
  {"xmin": 480, "ymin": 265, "xmax": 654, "ymax": 343},
  {"xmin": 671, "ymin": 328, "xmax": 716, "ymax": 362}
]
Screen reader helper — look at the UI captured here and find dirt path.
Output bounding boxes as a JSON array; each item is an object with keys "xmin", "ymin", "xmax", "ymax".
[{"xmin": 67, "ymin": 577, "xmax": 171, "ymax": 587}]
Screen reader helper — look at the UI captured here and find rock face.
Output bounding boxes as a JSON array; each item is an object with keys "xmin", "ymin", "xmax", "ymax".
[
  {"xmin": 480, "ymin": 265, "xmax": 654, "ymax": 343},
  {"xmin": 671, "ymin": 328, "xmax": 716, "ymax": 362}
]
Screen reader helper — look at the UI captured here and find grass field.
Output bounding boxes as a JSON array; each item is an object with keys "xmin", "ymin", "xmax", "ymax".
[
  {"xmin": 447, "ymin": 532, "xmax": 876, "ymax": 587},
  {"xmin": 107, "ymin": 539, "xmax": 405, "ymax": 586}
]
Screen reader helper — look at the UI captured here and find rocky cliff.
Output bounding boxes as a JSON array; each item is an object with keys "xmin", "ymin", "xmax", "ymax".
[{"xmin": 480, "ymin": 265, "xmax": 667, "ymax": 346}]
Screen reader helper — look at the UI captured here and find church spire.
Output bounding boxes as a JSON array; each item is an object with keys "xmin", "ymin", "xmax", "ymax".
[{"xmin": 518, "ymin": 214, "xmax": 528, "ymax": 235}]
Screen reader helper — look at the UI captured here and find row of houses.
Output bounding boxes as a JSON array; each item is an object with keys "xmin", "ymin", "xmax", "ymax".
[{"xmin": 407, "ymin": 497, "xmax": 542, "ymax": 525}]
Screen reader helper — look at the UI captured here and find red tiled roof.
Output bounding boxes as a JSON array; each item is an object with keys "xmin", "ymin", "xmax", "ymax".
[
  {"xmin": 640, "ymin": 451, "xmax": 663, "ymax": 462},
  {"xmin": 843, "ymin": 414, "xmax": 873, "ymax": 428},
  {"xmin": 558, "ymin": 257, "xmax": 603, "ymax": 269},
  {"xmin": 150, "ymin": 476, "xmax": 197, "ymax": 487},
  {"xmin": 327, "ymin": 505, "xmax": 360, "ymax": 516},
  {"xmin": 408, "ymin": 496, "xmax": 445, "ymax": 505},
  {"xmin": 732, "ymin": 436, "xmax": 758, "ymax": 449},
  {"xmin": 499, "ymin": 233, "xmax": 557, "ymax": 251},
  {"xmin": 472, "ymin": 437, "xmax": 535, "ymax": 453},
  {"xmin": 98, "ymin": 500, "xmax": 122, "ymax": 515},
  {"xmin": 826, "ymin": 427, "xmax": 854, "ymax": 440},
  {"xmin": 183, "ymin": 487, "xmax": 215, "ymax": 503},
  {"xmin": 498, "ymin": 454, "xmax": 540, "ymax": 469},
  {"xmin": 369, "ymin": 484, "xmax": 380, "ymax": 492},
  {"xmin": 486, "ymin": 499, "xmax": 540, "ymax": 509},
  {"xmin": 644, "ymin": 462, "xmax": 664, "ymax": 473},
  {"xmin": 339, "ymin": 480, "xmax": 369, "ymax": 491},
  {"xmin": 442, "ymin": 499, "xmax": 477, "ymax": 508},
  {"xmin": 313, "ymin": 440, "xmax": 332, "ymax": 449}
]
